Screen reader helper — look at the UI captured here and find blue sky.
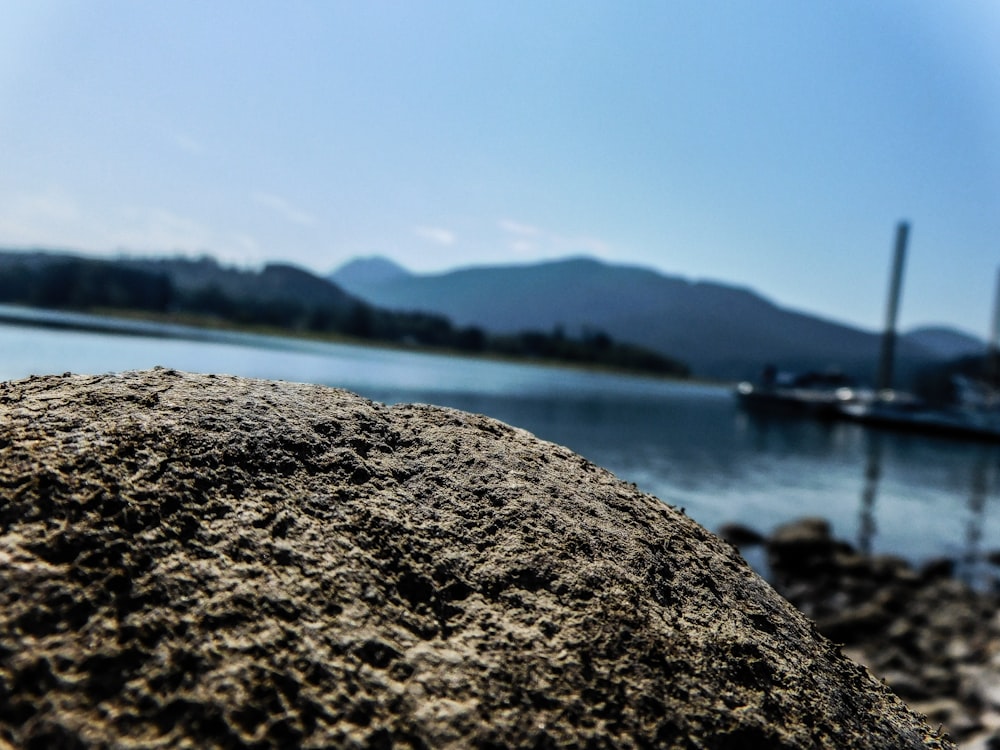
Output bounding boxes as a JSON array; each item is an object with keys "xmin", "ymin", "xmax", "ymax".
[{"xmin": 1, "ymin": 2, "xmax": 998, "ymax": 337}]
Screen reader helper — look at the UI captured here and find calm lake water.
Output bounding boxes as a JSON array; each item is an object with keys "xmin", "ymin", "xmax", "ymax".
[{"xmin": 3, "ymin": 308, "xmax": 999, "ymax": 583}]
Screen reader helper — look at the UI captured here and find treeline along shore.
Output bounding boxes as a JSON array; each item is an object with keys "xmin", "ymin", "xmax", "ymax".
[{"xmin": 0, "ymin": 250, "xmax": 690, "ymax": 378}]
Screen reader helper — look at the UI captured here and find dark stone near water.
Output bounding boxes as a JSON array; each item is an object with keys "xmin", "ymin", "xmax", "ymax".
[
  {"xmin": 920, "ymin": 557, "xmax": 956, "ymax": 582},
  {"xmin": 717, "ymin": 522, "xmax": 766, "ymax": 547},
  {"xmin": 758, "ymin": 514, "xmax": 1000, "ymax": 747},
  {"xmin": 770, "ymin": 516, "xmax": 834, "ymax": 545},
  {"xmin": 767, "ymin": 517, "xmax": 853, "ymax": 595},
  {"xmin": 0, "ymin": 370, "xmax": 950, "ymax": 748}
]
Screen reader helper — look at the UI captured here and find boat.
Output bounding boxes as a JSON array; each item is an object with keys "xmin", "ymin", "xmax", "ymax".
[
  {"xmin": 735, "ymin": 222, "xmax": 1000, "ymax": 443},
  {"xmin": 838, "ymin": 379, "xmax": 1000, "ymax": 443},
  {"xmin": 736, "ymin": 222, "xmax": 909, "ymax": 422},
  {"xmin": 838, "ymin": 251, "xmax": 1000, "ymax": 443},
  {"xmin": 736, "ymin": 222, "xmax": 1000, "ymax": 442},
  {"xmin": 735, "ymin": 369, "xmax": 864, "ymax": 418}
]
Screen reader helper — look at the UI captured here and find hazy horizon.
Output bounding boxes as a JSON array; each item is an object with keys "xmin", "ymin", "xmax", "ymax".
[
  {"xmin": 1, "ymin": 2, "xmax": 997, "ymax": 336},
  {"xmin": 2, "ymin": 244, "xmax": 988, "ymax": 342}
]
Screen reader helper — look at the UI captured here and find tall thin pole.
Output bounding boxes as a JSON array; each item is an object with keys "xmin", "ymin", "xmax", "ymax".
[
  {"xmin": 876, "ymin": 221, "xmax": 909, "ymax": 393},
  {"xmin": 988, "ymin": 267, "xmax": 1000, "ymax": 388}
]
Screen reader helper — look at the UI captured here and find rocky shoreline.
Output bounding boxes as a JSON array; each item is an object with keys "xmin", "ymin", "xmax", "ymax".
[{"xmin": 720, "ymin": 518, "xmax": 1000, "ymax": 749}]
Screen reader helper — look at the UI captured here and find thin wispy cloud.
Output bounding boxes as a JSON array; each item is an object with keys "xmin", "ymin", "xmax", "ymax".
[
  {"xmin": 413, "ymin": 225, "xmax": 456, "ymax": 246},
  {"xmin": 111, "ymin": 209, "xmax": 266, "ymax": 265},
  {"xmin": 0, "ymin": 188, "xmax": 83, "ymax": 246},
  {"xmin": 499, "ymin": 218, "xmax": 612, "ymax": 258},
  {"xmin": 499, "ymin": 219, "xmax": 540, "ymax": 254},
  {"xmin": 0, "ymin": 188, "xmax": 264, "ymax": 263},
  {"xmin": 252, "ymin": 192, "xmax": 317, "ymax": 227},
  {"xmin": 113, "ymin": 207, "xmax": 215, "ymax": 252},
  {"xmin": 498, "ymin": 219, "xmax": 540, "ymax": 237}
]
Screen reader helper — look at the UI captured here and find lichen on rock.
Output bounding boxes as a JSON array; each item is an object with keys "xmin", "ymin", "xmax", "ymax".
[{"xmin": 0, "ymin": 369, "xmax": 951, "ymax": 748}]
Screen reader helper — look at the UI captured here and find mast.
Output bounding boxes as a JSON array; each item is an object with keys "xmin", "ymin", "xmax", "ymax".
[
  {"xmin": 988, "ymin": 267, "xmax": 1000, "ymax": 389},
  {"xmin": 875, "ymin": 221, "xmax": 909, "ymax": 393}
]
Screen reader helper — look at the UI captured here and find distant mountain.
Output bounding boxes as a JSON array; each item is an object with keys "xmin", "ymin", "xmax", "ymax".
[
  {"xmin": 0, "ymin": 250, "xmax": 363, "ymax": 313},
  {"xmin": 901, "ymin": 326, "xmax": 985, "ymax": 360},
  {"xmin": 0, "ymin": 248, "xmax": 688, "ymax": 376},
  {"xmin": 124, "ymin": 256, "xmax": 362, "ymax": 310},
  {"xmin": 331, "ymin": 255, "xmax": 945, "ymax": 382},
  {"xmin": 333, "ymin": 256, "xmax": 411, "ymax": 289}
]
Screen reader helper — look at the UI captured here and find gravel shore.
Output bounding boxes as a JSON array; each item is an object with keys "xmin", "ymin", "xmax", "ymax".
[{"xmin": 721, "ymin": 518, "xmax": 1000, "ymax": 749}]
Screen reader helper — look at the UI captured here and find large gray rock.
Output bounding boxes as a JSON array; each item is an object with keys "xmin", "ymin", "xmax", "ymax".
[{"xmin": 0, "ymin": 369, "xmax": 950, "ymax": 749}]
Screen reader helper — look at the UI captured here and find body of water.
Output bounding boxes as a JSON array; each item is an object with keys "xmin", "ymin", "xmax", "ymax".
[{"xmin": 2, "ymin": 308, "xmax": 998, "ymax": 582}]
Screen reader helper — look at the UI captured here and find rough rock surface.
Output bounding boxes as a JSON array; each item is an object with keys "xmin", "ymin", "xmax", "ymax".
[{"xmin": 0, "ymin": 369, "xmax": 950, "ymax": 749}]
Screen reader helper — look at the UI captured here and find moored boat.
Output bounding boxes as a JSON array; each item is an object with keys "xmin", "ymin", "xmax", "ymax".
[
  {"xmin": 838, "ymin": 380, "xmax": 1000, "ymax": 443},
  {"xmin": 735, "ymin": 369, "xmax": 863, "ymax": 418}
]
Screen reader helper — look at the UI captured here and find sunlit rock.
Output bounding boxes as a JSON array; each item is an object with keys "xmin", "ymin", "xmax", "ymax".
[{"xmin": 0, "ymin": 369, "xmax": 951, "ymax": 748}]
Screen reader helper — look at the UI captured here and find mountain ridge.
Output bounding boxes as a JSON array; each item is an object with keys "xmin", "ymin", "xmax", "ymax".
[
  {"xmin": 331, "ymin": 255, "xmax": 984, "ymax": 382},
  {"xmin": 0, "ymin": 247, "xmax": 982, "ymax": 383},
  {"xmin": 0, "ymin": 247, "xmax": 690, "ymax": 378}
]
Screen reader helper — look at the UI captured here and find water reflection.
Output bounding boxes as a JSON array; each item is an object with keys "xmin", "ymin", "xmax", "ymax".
[
  {"xmin": 736, "ymin": 410, "xmax": 846, "ymax": 457},
  {"xmin": 858, "ymin": 434, "xmax": 883, "ymax": 556},
  {"xmin": 960, "ymin": 448, "xmax": 993, "ymax": 588},
  {"xmin": 849, "ymin": 425, "xmax": 999, "ymax": 586}
]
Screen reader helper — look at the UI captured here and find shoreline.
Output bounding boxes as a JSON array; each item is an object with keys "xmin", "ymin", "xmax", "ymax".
[
  {"xmin": 0, "ymin": 302, "xmax": 711, "ymax": 385},
  {"xmin": 721, "ymin": 517, "xmax": 1000, "ymax": 748}
]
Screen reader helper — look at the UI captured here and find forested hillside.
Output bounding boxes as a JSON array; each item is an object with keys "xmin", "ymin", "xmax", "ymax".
[{"xmin": 0, "ymin": 250, "xmax": 689, "ymax": 378}]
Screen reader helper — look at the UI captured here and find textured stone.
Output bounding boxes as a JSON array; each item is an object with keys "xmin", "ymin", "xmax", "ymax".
[{"xmin": 0, "ymin": 369, "xmax": 951, "ymax": 748}]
